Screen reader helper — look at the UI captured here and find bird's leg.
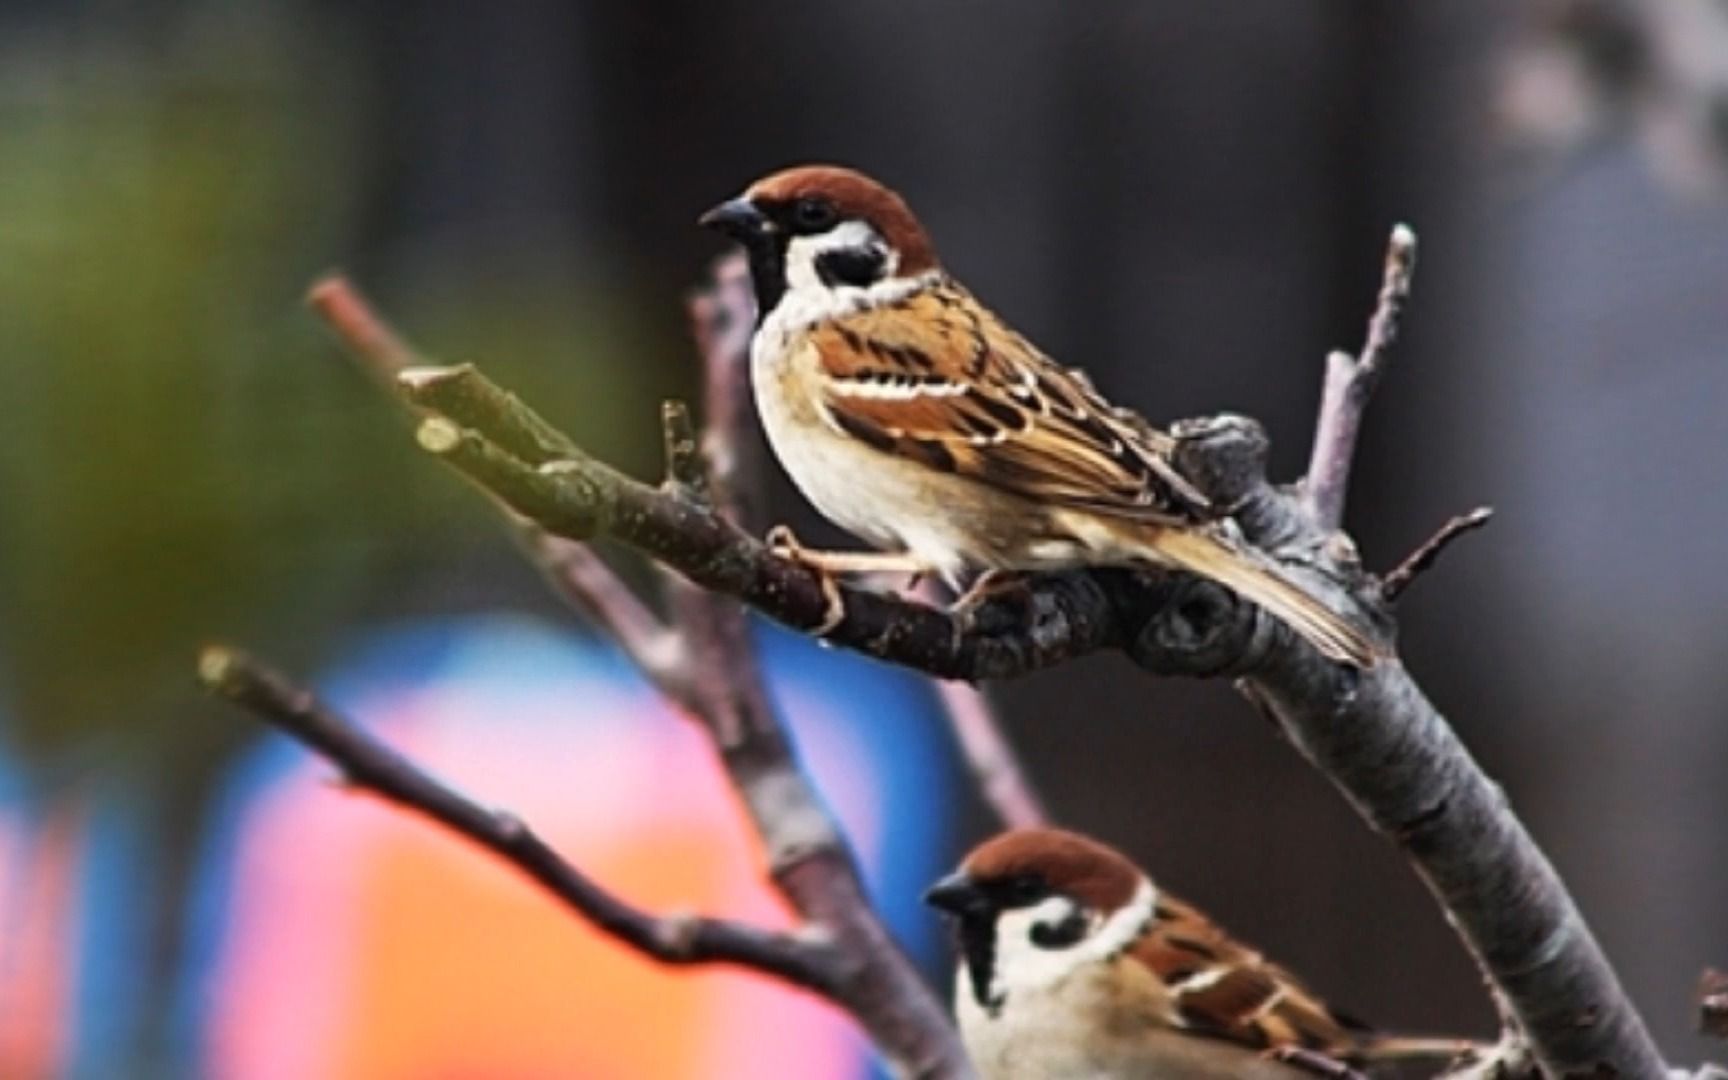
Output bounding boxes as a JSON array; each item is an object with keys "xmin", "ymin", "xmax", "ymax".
[
  {"xmin": 950, "ymin": 569, "xmax": 1034, "ymax": 612},
  {"xmin": 1262, "ymin": 1047, "xmax": 1367, "ymax": 1080},
  {"xmin": 765, "ymin": 525, "xmax": 937, "ymax": 634},
  {"xmin": 946, "ymin": 569, "xmax": 1040, "ymax": 642},
  {"xmin": 765, "ymin": 525, "xmax": 933, "ymax": 576}
]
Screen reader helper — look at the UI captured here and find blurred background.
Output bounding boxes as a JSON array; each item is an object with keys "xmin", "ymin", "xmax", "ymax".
[{"xmin": 3, "ymin": 1, "xmax": 1727, "ymax": 1077}]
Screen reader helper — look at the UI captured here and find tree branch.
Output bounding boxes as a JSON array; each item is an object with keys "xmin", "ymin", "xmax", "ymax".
[
  {"xmin": 195, "ymin": 645, "xmax": 841, "ymax": 995},
  {"xmin": 309, "ymin": 247, "xmax": 1682, "ymax": 1077},
  {"xmin": 930, "ymin": 680, "xmax": 1048, "ymax": 830},
  {"xmin": 1382, "ymin": 507, "xmax": 1495, "ymax": 602},
  {"xmin": 688, "ymin": 253, "xmax": 763, "ymax": 531},
  {"xmin": 393, "ymin": 359, "xmax": 1119, "ymax": 680},
  {"xmin": 308, "ymin": 271, "xmax": 974, "ymax": 1080},
  {"xmin": 1303, "ymin": 224, "xmax": 1418, "ymax": 531}
]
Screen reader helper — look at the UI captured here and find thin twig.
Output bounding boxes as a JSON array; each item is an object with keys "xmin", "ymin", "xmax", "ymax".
[
  {"xmin": 194, "ymin": 645, "xmax": 840, "ymax": 994},
  {"xmin": 308, "ymin": 275, "xmax": 416, "ymax": 381},
  {"xmin": 660, "ymin": 399, "xmax": 709, "ymax": 499},
  {"xmin": 1303, "ymin": 224, "xmax": 1418, "ymax": 530},
  {"xmin": 689, "ymin": 252, "xmax": 761, "ymax": 531},
  {"xmin": 510, "ymin": 525, "xmax": 688, "ymax": 697},
  {"xmin": 931, "ymin": 681, "xmax": 1048, "ymax": 829},
  {"xmin": 310, "ymin": 268, "xmax": 975, "ymax": 1080},
  {"xmin": 1381, "ymin": 507, "xmax": 1494, "ymax": 601}
]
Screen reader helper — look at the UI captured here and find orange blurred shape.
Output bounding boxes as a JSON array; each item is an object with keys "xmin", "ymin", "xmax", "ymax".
[{"xmin": 199, "ymin": 644, "xmax": 868, "ymax": 1080}]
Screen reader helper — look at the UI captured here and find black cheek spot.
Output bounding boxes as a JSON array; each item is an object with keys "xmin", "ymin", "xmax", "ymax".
[
  {"xmin": 1030, "ymin": 910, "xmax": 1088, "ymax": 950},
  {"xmin": 816, "ymin": 247, "xmax": 887, "ymax": 289}
]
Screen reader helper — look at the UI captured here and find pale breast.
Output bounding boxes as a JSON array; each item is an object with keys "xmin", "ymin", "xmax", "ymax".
[
  {"xmin": 955, "ymin": 963, "xmax": 1314, "ymax": 1080},
  {"xmin": 751, "ymin": 331, "xmax": 996, "ymax": 583}
]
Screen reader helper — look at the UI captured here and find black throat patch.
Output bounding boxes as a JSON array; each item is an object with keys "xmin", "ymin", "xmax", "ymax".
[
  {"xmin": 741, "ymin": 236, "xmax": 788, "ymax": 325},
  {"xmin": 957, "ymin": 914, "xmax": 1005, "ymax": 1016}
]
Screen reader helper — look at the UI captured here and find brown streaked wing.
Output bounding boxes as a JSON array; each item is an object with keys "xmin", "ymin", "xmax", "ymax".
[
  {"xmin": 807, "ymin": 281, "xmax": 1210, "ymax": 521},
  {"xmin": 1129, "ymin": 895, "xmax": 1360, "ymax": 1056}
]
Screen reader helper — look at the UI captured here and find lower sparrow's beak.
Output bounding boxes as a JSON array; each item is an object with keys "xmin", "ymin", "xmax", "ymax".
[
  {"xmin": 698, "ymin": 197, "xmax": 771, "ymax": 244},
  {"xmin": 924, "ymin": 872, "xmax": 989, "ymax": 917}
]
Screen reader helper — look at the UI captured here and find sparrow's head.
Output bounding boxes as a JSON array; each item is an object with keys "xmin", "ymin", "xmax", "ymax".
[
  {"xmin": 926, "ymin": 828, "xmax": 1155, "ymax": 1014},
  {"xmin": 699, "ymin": 165, "xmax": 940, "ymax": 323}
]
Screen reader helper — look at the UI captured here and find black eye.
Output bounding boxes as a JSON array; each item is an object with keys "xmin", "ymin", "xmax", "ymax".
[
  {"xmin": 1003, "ymin": 875, "xmax": 1048, "ymax": 906},
  {"xmin": 1030, "ymin": 909, "xmax": 1088, "ymax": 950},
  {"xmin": 791, "ymin": 196, "xmax": 837, "ymax": 232}
]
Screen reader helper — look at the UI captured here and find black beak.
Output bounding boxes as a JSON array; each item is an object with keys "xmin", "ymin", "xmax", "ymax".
[
  {"xmin": 924, "ymin": 872, "xmax": 989, "ymax": 917},
  {"xmin": 698, "ymin": 197, "xmax": 771, "ymax": 244}
]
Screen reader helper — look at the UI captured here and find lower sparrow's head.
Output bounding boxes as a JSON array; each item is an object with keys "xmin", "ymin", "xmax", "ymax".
[
  {"xmin": 699, "ymin": 165, "xmax": 939, "ymax": 321},
  {"xmin": 925, "ymin": 828, "xmax": 1153, "ymax": 1014}
]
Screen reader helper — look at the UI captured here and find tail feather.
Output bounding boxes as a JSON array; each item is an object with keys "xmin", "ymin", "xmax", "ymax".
[{"xmin": 1142, "ymin": 528, "xmax": 1381, "ymax": 668}]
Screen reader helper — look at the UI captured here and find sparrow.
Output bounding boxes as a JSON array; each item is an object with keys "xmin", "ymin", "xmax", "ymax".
[
  {"xmin": 925, "ymin": 828, "xmax": 1473, "ymax": 1079},
  {"xmin": 700, "ymin": 165, "xmax": 1378, "ymax": 667}
]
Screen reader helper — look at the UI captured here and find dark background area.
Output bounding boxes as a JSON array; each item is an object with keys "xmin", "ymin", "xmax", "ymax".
[{"xmin": 3, "ymin": 0, "xmax": 1725, "ymax": 1070}]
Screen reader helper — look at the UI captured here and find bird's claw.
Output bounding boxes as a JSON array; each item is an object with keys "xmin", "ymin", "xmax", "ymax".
[
  {"xmin": 1262, "ymin": 1047, "xmax": 1364, "ymax": 1080},
  {"xmin": 765, "ymin": 524, "xmax": 846, "ymax": 635},
  {"xmin": 951, "ymin": 569, "xmax": 1032, "ymax": 618}
]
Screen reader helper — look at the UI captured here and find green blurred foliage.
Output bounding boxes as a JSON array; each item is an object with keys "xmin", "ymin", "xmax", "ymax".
[{"xmin": 0, "ymin": 11, "xmax": 670, "ymax": 773}]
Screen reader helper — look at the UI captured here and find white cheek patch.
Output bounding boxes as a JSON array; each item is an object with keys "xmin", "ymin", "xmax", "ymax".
[
  {"xmin": 783, "ymin": 220, "xmax": 897, "ymax": 293},
  {"xmin": 987, "ymin": 878, "xmax": 1157, "ymax": 1004},
  {"xmin": 761, "ymin": 222, "xmax": 934, "ymax": 342}
]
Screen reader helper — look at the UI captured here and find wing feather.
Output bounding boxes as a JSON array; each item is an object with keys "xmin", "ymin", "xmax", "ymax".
[
  {"xmin": 807, "ymin": 280, "xmax": 1210, "ymax": 522},
  {"xmin": 1128, "ymin": 895, "xmax": 1362, "ymax": 1056}
]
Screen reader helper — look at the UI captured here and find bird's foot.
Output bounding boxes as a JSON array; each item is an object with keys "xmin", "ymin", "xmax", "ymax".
[
  {"xmin": 1263, "ymin": 1047, "xmax": 1365, "ymax": 1080},
  {"xmin": 765, "ymin": 526, "xmax": 939, "ymax": 635},
  {"xmin": 765, "ymin": 525, "xmax": 848, "ymax": 635},
  {"xmin": 949, "ymin": 570, "xmax": 1037, "ymax": 635}
]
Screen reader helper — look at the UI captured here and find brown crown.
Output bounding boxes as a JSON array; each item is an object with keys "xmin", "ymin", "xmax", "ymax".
[
  {"xmin": 744, "ymin": 164, "xmax": 940, "ymax": 275},
  {"xmin": 962, "ymin": 827, "xmax": 1144, "ymax": 912}
]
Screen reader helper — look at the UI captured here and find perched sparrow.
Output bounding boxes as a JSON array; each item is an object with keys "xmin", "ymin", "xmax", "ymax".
[
  {"xmin": 700, "ymin": 165, "xmax": 1377, "ymax": 666},
  {"xmin": 926, "ymin": 828, "xmax": 1471, "ymax": 1079}
]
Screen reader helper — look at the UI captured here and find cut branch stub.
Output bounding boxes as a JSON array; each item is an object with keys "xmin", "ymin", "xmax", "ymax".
[
  {"xmin": 660, "ymin": 399, "xmax": 708, "ymax": 497},
  {"xmin": 400, "ymin": 364, "xmax": 579, "ymax": 465},
  {"xmin": 416, "ymin": 417, "xmax": 606, "ymax": 539}
]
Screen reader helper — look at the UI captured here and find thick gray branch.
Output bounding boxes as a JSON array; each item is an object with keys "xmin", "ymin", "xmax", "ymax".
[{"xmin": 323, "ymin": 261, "xmax": 1678, "ymax": 1078}]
